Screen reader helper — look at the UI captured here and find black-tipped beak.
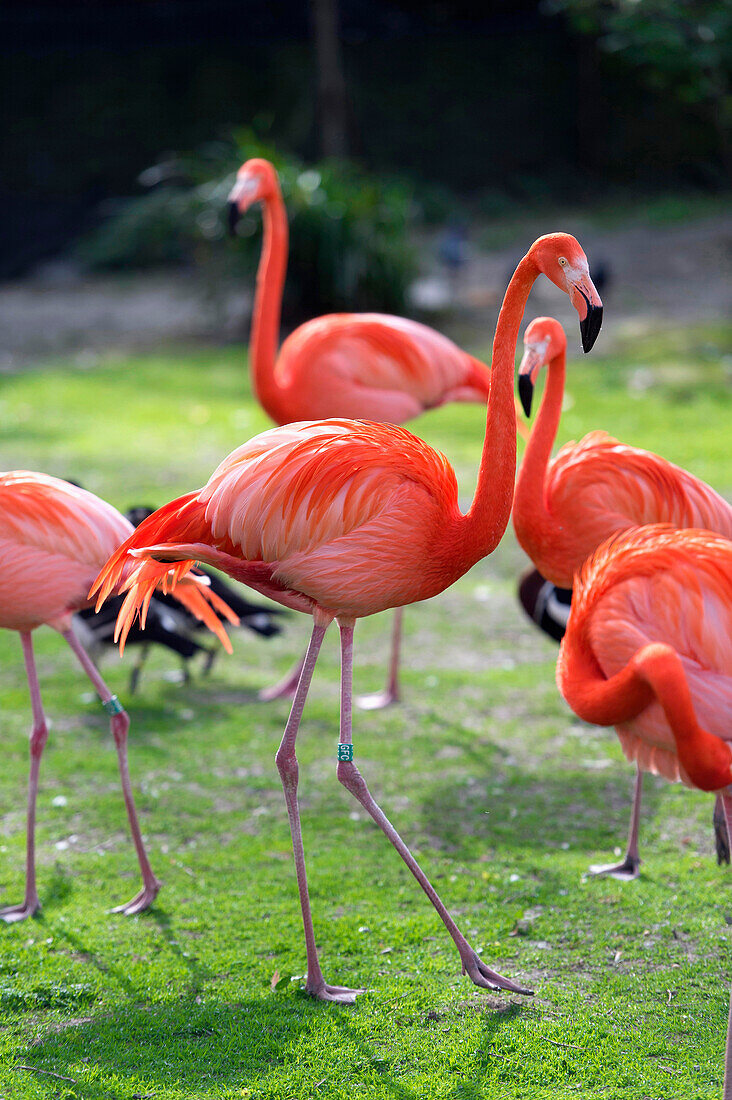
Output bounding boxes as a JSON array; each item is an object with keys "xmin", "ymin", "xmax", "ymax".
[
  {"xmin": 518, "ymin": 373, "xmax": 534, "ymax": 418},
  {"xmin": 580, "ymin": 304, "xmax": 603, "ymax": 353},
  {"xmin": 227, "ymin": 201, "xmax": 240, "ymax": 237}
]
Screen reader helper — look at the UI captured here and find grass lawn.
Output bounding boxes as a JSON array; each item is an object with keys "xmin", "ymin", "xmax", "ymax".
[{"xmin": 0, "ymin": 320, "xmax": 731, "ymax": 1099}]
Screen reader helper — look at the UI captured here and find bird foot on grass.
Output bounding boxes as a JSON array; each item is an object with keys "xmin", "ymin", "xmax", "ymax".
[
  {"xmin": 587, "ymin": 855, "xmax": 640, "ymax": 881},
  {"xmin": 110, "ymin": 879, "xmax": 161, "ymax": 916},
  {"xmin": 461, "ymin": 950, "xmax": 533, "ymax": 995},
  {"xmin": 0, "ymin": 899, "xmax": 40, "ymax": 924},
  {"xmin": 306, "ymin": 981, "xmax": 366, "ymax": 1004},
  {"xmin": 356, "ymin": 688, "xmax": 399, "ymax": 711}
]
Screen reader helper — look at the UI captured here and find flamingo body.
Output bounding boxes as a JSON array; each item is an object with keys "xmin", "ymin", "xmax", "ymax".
[
  {"xmin": 99, "ymin": 418, "xmax": 477, "ymax": 634},
  {"xmin": 0, "ymin": 472, "xmax": 134, "ymax": 632},
  {"xmin": 531, "ymin": 430, "xmax": 732, "ymax": 587},
  {"xmin": 94, "ymin": 231, "xmax": 602, "ymax": 1001},
  {"xmin": 567, "ymin": 527, "xmax": 732, "ymax": 786},
  {"xmin": 0, "ymin": 471, "xmax": 234, "ymax": 921},
  {"xmin": 268, "ymin": 314, "xmax": 490, "ymax": 425},
  {"xmin": 557, "ymin": 525, "xmax": 732, "ymax": 1092}
]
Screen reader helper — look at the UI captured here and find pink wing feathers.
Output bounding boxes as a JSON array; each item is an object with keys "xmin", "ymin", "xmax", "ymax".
[
  {"xmin": 569, "ymin": 526, "xmax": 732, "ymax": 786},
  {"xmin": 93, "ymin": 419, "xmax": 460, "ymax": 642},
  {"xmin": 545, "ymin": 432, "xmax": 732, "ymax": 577},
  {"xmin": 277, "ymin": 314, "xmax": 491, "ymax": 422}
]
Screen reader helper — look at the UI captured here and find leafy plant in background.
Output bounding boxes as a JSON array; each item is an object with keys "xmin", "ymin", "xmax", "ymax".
[
  {"xmin": 546, "ymin": 0, "xmax": 732, "ymax": 179},
  {"xmin": 78, "ymin": 130, "xmax": 426, "ymax": 318}
]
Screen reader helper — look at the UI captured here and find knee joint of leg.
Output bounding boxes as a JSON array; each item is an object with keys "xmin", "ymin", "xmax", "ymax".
[
  {"xmin": 276, "ymin": 750, "xmax": 299, "ymax": 785},
  {"xmin": 29, "ymin": 721, "xmax": 49, "ymax": 757}
]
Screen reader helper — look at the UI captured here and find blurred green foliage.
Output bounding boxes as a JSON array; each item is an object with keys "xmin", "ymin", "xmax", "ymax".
[
  {"xmin": 77, "ymin": 131, "xmax": 434, "ymax": 318},
  {"xmin": 546, "ymin": 0, "xmax": 732, "ymax": 173}
]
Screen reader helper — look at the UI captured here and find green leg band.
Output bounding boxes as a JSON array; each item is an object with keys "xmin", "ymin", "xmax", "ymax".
[
  {"xmin": 337, "ymin": 744, "xmax": 354, "ymax": 762},
  {"xmin": 102, "ymin": 695, "xmax": 125, "ymax": 716}
]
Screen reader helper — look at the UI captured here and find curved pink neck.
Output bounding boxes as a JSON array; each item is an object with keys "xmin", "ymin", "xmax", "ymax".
[
  {"xmin": 249, "ymin": 185, "xmax": 292, "ymax": 424},
  {"xmin": 443, "ymin": 256, "xmax": 536, "ymax": 573},
  {"xmin": 513, "ymin": 344, "xmax": 565, "ymax": 558}
]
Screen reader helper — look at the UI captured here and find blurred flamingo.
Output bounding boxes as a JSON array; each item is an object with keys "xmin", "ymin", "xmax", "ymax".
[
  {"xmin": 227, "ymin": 157, "xmax": 527, "ymax": 710},
  {"xmin": 0, "ymin": 471, "xmax": 234, "ymax": 921},
  {"xmin": 513, "ymin": 315, "xmax": 732, "ymax": 878},
  {"xmin": 93, "ymin": 232, "xmax": 602, "ymax": 1001},
  {"xmin": 556, "ymin": 524, "xmax": 732, "ymax": 1095}
]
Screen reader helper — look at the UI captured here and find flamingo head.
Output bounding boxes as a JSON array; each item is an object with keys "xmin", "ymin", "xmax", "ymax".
[
  {"xmin": 518, "ymin": 317, "xmax": 566, "ymax": 418},
  {"xmin": 227, "ymin": 158, "xmax": 279, "ymax": 235},
  {"xmin": 528, "ymin": 233, "xmax": 603, "ymax": 354}
]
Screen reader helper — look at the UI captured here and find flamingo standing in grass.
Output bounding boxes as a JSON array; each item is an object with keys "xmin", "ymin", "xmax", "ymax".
[
  {"xmin": 227, "ymin": 157, "xmax": 527, "ymax": 710},
  {"xmin": 93, "ymin": 232, "xmax": 602, "ymax": 1001},
  {"xmin": 512, "ymin": 316, "xmax": 732, "ymax": 878},
  {"xmin": 556, "ymin": 524, "xmax": 732, "ymax": 1097},
  {"xmin": 0, "ymin": 472, "xmax": 235, "ymax": 921}
]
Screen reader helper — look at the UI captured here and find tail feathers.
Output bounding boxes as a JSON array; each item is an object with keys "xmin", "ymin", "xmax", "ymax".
[
  {"xmin": 89, "ymin": 492, "xmax": 238, "ymax": 655},
  {"xmin": 114, "ymin": 558, "xmax": 235, "ymax": 655}
]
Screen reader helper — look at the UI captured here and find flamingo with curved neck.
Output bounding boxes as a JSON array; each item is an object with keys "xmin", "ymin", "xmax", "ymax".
[
  {"xmin": 557, "ymin": 524, "xmax": 732, "ymax": 1099},
  {"xmin": 93, "ymin": 232, "xmax": 602, "ymax": 1003},
  {"xmin": 228, "ymin": 156, "xmax": 529, "ymax": 709},
  {"xmin": 513, "ymin": 315, "xmax": 732, "ymax": 878}
]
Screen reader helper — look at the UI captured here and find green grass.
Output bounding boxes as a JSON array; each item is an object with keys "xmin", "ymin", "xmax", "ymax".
[{"xmin": 0, "ymin": 321, "xmax": 731, "ymax": 1099}]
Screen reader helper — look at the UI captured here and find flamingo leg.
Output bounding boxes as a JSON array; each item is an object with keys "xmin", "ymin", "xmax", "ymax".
[
  {"xmin": 589, "ymin": 765, "xmax": 643, "ymax": 880},
  {"xmin": 62, "ymin": 627, "xmax": 160, "ymax": 915},
  {"xmin": 259, "ymin": 653, "xmax": 306, "ymax": 703},
  {"xmin": 714, "ymin": 794, "xmax": 730, "ymax": 865},
  {"xmin": 1, "ymin": 632, "xmax": 46, "ymax": 923},
  {"xmin": 718, "ymin": 793, "xmax": 732, "ymax": 1099},
  {"xmin": 336, "ymin": 620, "xmax": 532, "ymax": 996},
  {"xmin": 274, "ymin": 618, "xmax": 361, "ymax": 1003},
  {"xmin": 356, "ymin": 607, "xmax": 403, "ymax": 711}
]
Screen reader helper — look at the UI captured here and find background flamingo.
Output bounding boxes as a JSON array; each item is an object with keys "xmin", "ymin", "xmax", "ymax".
[
  {"xmin": 512, "ymin": 315, "xmax": 732, "ymax": 877},
  {"xmin": 227, "ymin": 156, "xmax": 527, "ymax": 710},
  {"xmin": 0, "ymin": 471, "xmax": 233, "ymax": 921},
  {"xmin": 93, "ymin": 231, "xmax": 602, "ymax": 1002},
  {"xmin": 556, "ymin": 524, "xmax": 732, "ymax": 1097}
]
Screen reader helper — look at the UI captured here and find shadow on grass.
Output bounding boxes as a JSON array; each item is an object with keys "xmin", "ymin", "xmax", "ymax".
[
  {"xmin": 18, "ymin": 989, "xmax": 529, "ymax": 1099},
  {"xmin": 416, "ymin": 741, "xmax": 666, "ymax": 859}
]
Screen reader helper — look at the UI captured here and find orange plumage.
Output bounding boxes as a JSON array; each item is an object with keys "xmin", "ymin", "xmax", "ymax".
[
  {"xmin": 93, "ymin": 231, "xmax": 602, "ymax": 1002},
  {"xmin": 558, "ymin": 525, "xmax": 732, "ymax": 790}
]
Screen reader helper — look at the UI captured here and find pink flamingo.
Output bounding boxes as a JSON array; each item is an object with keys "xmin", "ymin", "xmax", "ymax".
[
  {"xmin": 0, "ymin": 471, "xmax": 234, "ymax": 921},
  {"xmin": 93, "ymin": 232, "xmax": 602, "ymax": 1001},
  {"xmin": 513, "ymin": 315, "xmax": 732, "ymax": 878},
  {"xmin": 227, "ymin": 156, "xmax": 527, "ymax": 710},
  {"xmin": 556, "ymin": 524, "xmax": 732, "ymax": 1096}
]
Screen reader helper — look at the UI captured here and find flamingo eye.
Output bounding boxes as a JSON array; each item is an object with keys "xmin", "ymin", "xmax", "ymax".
[{"xmin": 558, "ymin": 257, "xmax": 567, "ymax": 267}]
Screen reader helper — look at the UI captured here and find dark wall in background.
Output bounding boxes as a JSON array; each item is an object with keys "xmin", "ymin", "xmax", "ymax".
[{"xmin": 0, "ymin": 0, "xmax": 723, "ymax": 275}]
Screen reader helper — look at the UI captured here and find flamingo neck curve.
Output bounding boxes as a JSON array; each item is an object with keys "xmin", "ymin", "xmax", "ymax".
[
  {"xmin": 439, "ymin": 256, "xmax": 535, "ymax": 575},
  {"xmin": 249, "ymin": 183, "xmax": 292, "ymax": 424},
  {"xmin": 513, "ymin": 344, "xmax": 565, "ymax": 566}
]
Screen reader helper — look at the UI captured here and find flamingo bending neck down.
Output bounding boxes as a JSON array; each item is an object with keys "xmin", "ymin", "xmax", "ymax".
[
  {"xmin": 0, "ymin": 472, "xmax": 234, "ymax": 921},
  {"xmin": 513, "ymin": 316, "xmax": 732, "ymax": 878},
  {"xmin": 556, "ymin": 524, "xmax": 732, "ymax": 1096},
  {"xmin": 93, "ymin": 232, "xmax": 602, "ymax": 1001},
  {"xmin": 227, "ymin": 156, "xmax": 527, "ymax": 711}
]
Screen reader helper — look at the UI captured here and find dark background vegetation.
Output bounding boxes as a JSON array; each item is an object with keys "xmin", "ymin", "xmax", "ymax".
[{"xmin": 2, "ymin": 0, "xmax": 729, "ymax": 280}]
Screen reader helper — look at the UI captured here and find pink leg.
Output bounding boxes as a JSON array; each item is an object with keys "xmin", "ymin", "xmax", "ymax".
[
  {"xmin": 63, "ymin": 627, "xmax": 160, "ymax": 915},
  {"xmin": 1, "ymin": 632, "xmax": 47, "ymax": 922},
  {"xmin": 274, "ymin": 617, "xmax": 361, "ymax": 1004},
  {"xmin": 259, "ymin": 653, "xmax": 306, "ymax": 703},
  {"xmin": 337, "ymin": 620, "xmax": 531, "ymax": 996},
  {"xmin": 356, "ymin": 607, "xmax": 403, "ymax": 711},
  {"xmin": 589, "ymin": 765, "xmax": 643, "ymax": 880},
  {"xmin": 716, "ymin": 793, "xmax": 732, "ymax": 1099}
]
